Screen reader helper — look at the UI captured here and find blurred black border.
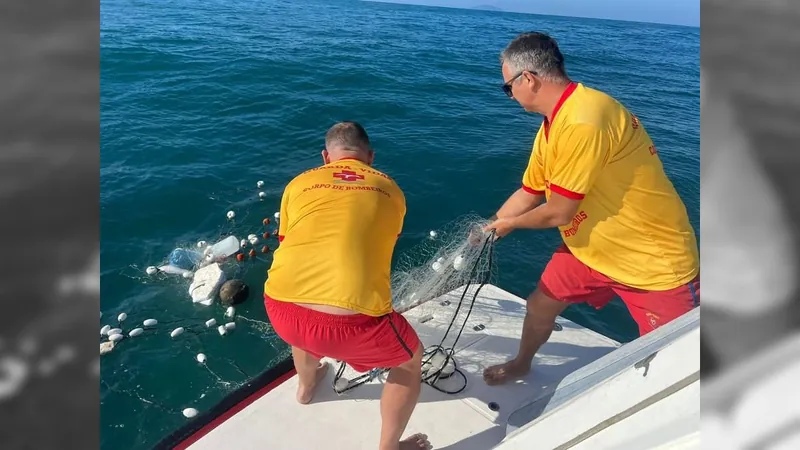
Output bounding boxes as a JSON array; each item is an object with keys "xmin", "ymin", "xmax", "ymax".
[{"xmin": 0, "ymin": 0, "xmax": 99, "ymax": 447}]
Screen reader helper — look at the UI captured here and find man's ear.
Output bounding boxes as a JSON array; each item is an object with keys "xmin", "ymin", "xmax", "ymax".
[
  {"xmin": 368, "ymin": 150, "xmax": 375, "ymax": 165},
  {"xmin": 321, "ymin": 149, "xmax": 330, "ymax": 164}
]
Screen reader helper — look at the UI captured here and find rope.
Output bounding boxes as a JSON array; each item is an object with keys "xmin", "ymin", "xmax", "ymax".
[{"xmin": 332, "ymin": 230, "xmax": 496, "ymax": 395}]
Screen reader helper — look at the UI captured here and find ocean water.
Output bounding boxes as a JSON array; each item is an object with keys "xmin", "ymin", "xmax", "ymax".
[{"xmin": 100, "ymin": 0, "xmax": 700, "ymax": 448}]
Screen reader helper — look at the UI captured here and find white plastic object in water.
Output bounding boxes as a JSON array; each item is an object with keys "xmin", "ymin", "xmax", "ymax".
[
  {"xmin": 170, "ymin": 327, "xmax": 185, "ymax": 338},
  {"xmin": 117, "ymin": 313, "xmax": 127, "ymax": 323},
  {"xmin": 182, "ymin": 271, "xmax": 193, "ymax": 279},
  {"xmin": 247, "ymin": 234, "xmax": 259, "ymax": 245},
  {"xmin": 431, "ymin": 261, "xmax": 443, "ymax": 274},
  {"xmin": 183, "ymin": 408, "xmax": 199, "ymax": 418},
  {"xmin": 453, "ymin": 255, "xmax": 465, "ymax": 271},
  {"xmin": 108, "ymin": 328, "xmax": 122, "ymax": 336},
  {"xmin": 225, "ymin": 306, "xmax": 235, "ymax": 318},
  {"xmin": 100, "ymin": 341, "xmax": 114, "ymax": 355},
  {"xmin": 217, "ymin": 325, "xmax": 227, "ymax": 336},
  {"xmin": 158, "ymin": 264, "xmax": 193, "ymax": 277},
  {"xmin": 196, "ymin": 353, "xmax": 207, "ymax": 364},
  {"xmin": 274, "ymin": 212, "xmax": 280, "ymax": 219},
  {"xmin": 189, "ymin": 263, "xmax": 226, "ymax": 306},
  {"xmin": 143, "ymin": 319, "xmax": 157, "ymax": 327},
  {"xmin": 257, "ymin": 180, "xmax": 265, "ymax": 188},
  {"xmin": 258, "ymin": 192, "xmax": 266, "ymax": 199},
  {"xmin": 429, "ymin": 230, "xmax": 438, "ymax": 239},
  {"xmin": 100, "ymin": 325, "xmax": 111, "ymax": 336},
  {"xmin": 197, "ymin": 240, "xmax": 208, "ymax": 248},
  {"xmin": 226, "ymin": 211, "xmax": 235, "ymax": 220},
  {"xmin": 109, "ymin": 333, "xmax": 124, "ymax": 342},
  {"xmin": 208, "ymin": 236, "xmax": 240, "ymax": 260},
  {"xmin": 205, "ymin": 318, "xmax": 217, "ymax": 328},
  {"xmin": 129, "ymin": 328, "xmax": 144, "ymax": 337},
  {"xmin": 146, "ymin": 266, "xmax": 158, "ymax": 275},
  {"xmin": 224, "ymin": 322, "xmax": 236, "ymax": 331},
  {"xmin": 240, "ymin": 239, "xmax": 248, "ymax": 248}
]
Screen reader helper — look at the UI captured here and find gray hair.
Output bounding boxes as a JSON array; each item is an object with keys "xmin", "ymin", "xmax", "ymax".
[
  {"xmin": 325, "ymin": 121, "xmax": 371, "ymax": 153},
  {"xmin": 500, "ymin": 32, "xmax": 569, "ymax": 83}
]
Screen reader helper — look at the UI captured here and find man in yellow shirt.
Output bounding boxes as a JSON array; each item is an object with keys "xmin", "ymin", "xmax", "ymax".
[
  {"xmin": 482, "ymin": 32, "xmax": 700, "ymax": 385},
  {"xmin": 264, "ymin": 122, "xmax": 431, "ymax": 450}
]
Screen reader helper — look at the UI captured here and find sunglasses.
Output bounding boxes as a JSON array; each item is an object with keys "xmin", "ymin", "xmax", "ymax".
[{"xmin": 501, "ymin": 70, "xmax": 536, "ymax": 97}]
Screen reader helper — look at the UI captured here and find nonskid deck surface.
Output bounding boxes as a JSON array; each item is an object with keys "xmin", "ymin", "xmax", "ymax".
[{"xmin": 187, "ymin": 285, "xmax": 620, "ymax": 450}]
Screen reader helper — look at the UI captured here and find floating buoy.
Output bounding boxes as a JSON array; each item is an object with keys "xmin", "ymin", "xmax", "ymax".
[
  {"xmin": 182, "ymin": 408, "xmax": 199, "ymax": 418},
  {"xmin": 197, "ymin": 240, "xmax": 208, "ymax": 248},
  {"xmin": 274, "ymin": 212, "xmax": 280, "ymax": 220},
  {"xmin": 236, "ymin": 253, "xmax": 245, "ymax": 262},
  {"xmin": 429, "ymin": 230, "xmax": 438, "ymax": 239},
  {"xmin": 109, "ymin": 333, "xmax": 124, "ymax": 342},
  {"xmin": 170, "ymin": 327, "xmax": 185, "ymax": 338},
  {"xmin": 248, "ymin": 249, "xmax": 257, "ymax": 258},
  {"xmin": 224, "ymin": 322, "xmax": 236, "ymax": 331},
  {"xmin": 217, "ymin": 325, "xmax": 227, "ymax": 336},
  {"xmin": 240, "ymin": 239, "xmax": 248, "ymax": 248},
  {"xmin": 225, "ymin": 306, "xmax": 235, "ymax": 318},
  {"xmin": 108, "ymin": 328, "xmax": 123, "ymax": 336},
  {"xmin": 257, "ymin": 180, "xmax": 265, "ymax": 188},
  {"xmin": 453, "ymin": 255, "xmax": 465, "ymax": 271},
  {"xmin": 205, "ymin": 318, "xmax": 217, "ymax": 328},
  {"xmin": 196, "ymin": 353, "xmax": 207, "ymax": 364},
  {"xmin": 248, "ymin": 234, "xmax": 259, "ymax": 245},
  {"xmin": 261, "ymin": 245, "xmax": 270, "ymax": 254},
  {"xmin": 143, "ymin": 319, "xmax": 158, "ymax": 327},
  {"xmin": 146, "ymin": 266, "xmax": 158, "ymax": 275},
  {"xmin": 117, "ymin": 313, "xmax": 127, "ymax": 323},
  {"xmin": 263, "ymin": 218, "xmax": 271, "ymax": 226},
  {"xmin": 258, "ymin": 192, "xmax": 267, "ymax": 199},
  {"xmin": 437, "ymin": 257, "xmax": 445, "ymax": 264},
  {"xmin": 262, "ymin": 232, "xmax": 270, "ymax": 239},
  {"xmin": 432, "ymin": 261, "xmax": 444, "ymax": 274},
  {"xmin": 100, "ymin": 325, "xmax": 111, "ymax": 336},
  {"xmin": 226, "ymin": 211, "xmax": 235, "ymax": 220},
  {"xmin": 129, "ymin": 328, "xmax": 144, "ymax": 337}
]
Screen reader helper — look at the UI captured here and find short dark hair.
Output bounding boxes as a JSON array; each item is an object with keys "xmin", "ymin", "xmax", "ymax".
[
  {"xmin": 501, "ymin": 32, "xmax": 568, "ymax": 82},
  {"xmin": 325, "ymin": 121, "xmax": 371, "ymax": 152}
]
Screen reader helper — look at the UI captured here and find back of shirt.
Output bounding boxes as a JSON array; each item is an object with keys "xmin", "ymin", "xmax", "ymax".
[
  {"xmin": 523, "ymin": 83, "xmax": 699, "ymax": 290},
  {"xmin": 264, "ymin": 158, "xmax": 405, "ymax": 316}
]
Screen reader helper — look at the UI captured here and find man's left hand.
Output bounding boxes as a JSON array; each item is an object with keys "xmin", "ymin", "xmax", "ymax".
[{"xmin": 483, "ymin": 217, "xmax": 516, "ymax": 239}]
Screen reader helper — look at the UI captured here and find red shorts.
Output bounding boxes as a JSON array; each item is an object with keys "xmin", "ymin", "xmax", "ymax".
[
  {"xmin": 539, "ymin": 245, "xmax": 700, "ymax": 336},
  {"xmin": 264, "ymin": 295, "xmax": 421, "ymax": 373}
]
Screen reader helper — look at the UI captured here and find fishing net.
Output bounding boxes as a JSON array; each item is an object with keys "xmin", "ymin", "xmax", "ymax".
[{"xmin": 333, "ymin": 214, "xmax": 499, "ymax": 395}]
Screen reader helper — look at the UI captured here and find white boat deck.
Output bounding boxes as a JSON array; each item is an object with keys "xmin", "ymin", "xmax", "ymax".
[{"xmin": 186, "ymin": 284, "xmax": 621, "ymax": 450}]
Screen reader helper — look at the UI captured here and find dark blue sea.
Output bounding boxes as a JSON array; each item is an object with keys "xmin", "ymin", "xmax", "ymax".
[{"xmin": 100, "ymin": 0, "xmax": 699, "ymax": 448}]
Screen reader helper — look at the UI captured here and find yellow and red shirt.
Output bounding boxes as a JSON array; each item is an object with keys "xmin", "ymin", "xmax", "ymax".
[
  {"xmin": 522, "ymin": 82, "xmax": 699, "ymax": 291},
  {"xmin": 264, "ymin": 158, "xmax": 406, "ymax": 316}
]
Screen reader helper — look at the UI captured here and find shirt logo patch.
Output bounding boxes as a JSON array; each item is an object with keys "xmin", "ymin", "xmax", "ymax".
[{"xmin": 333, "ymin": 170, "xmax": 365, "ymax": 182}]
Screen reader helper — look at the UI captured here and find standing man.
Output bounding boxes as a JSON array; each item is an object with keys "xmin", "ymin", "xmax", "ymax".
[
  {"xmin": 264, "ymin": 122, "xmax": 431, "ymax": 450},
  {"xmin": 482, "ymin": 32, "xmax": 700, "ymax": 385}
]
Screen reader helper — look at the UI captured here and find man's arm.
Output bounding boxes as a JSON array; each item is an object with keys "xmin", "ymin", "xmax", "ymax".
[
  {"xmin": 508, "ymin": 192, "xmax": 580, "ymax": 229},
  {"xmin": 493, "ymin": 188, "xmax": 545, "ymax": 220},
  {"xmin": 485, "ymin": 124, "xmax": 608, "ymax": 237}
]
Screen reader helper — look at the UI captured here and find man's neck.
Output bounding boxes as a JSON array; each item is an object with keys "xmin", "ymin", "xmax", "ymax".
[
  {"xmin": 329, "ymin": 155, "xmax": 367, "ymax": 165},
  {"xmin": 540, "ymin": 80, "xmax": 573, "ymax": 122}
]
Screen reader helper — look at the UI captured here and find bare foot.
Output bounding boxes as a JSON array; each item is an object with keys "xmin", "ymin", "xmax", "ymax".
[
  {"xmin": 296, "ymin": 361, "xmax": 329, "ymax": 404},
  {"xmin": 483, "ymin": 360, "xmax": 530, "ymax": 386},
  {"xmin": 399, "ymin": 433, "xmax": 432, "ymax": 450}
]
